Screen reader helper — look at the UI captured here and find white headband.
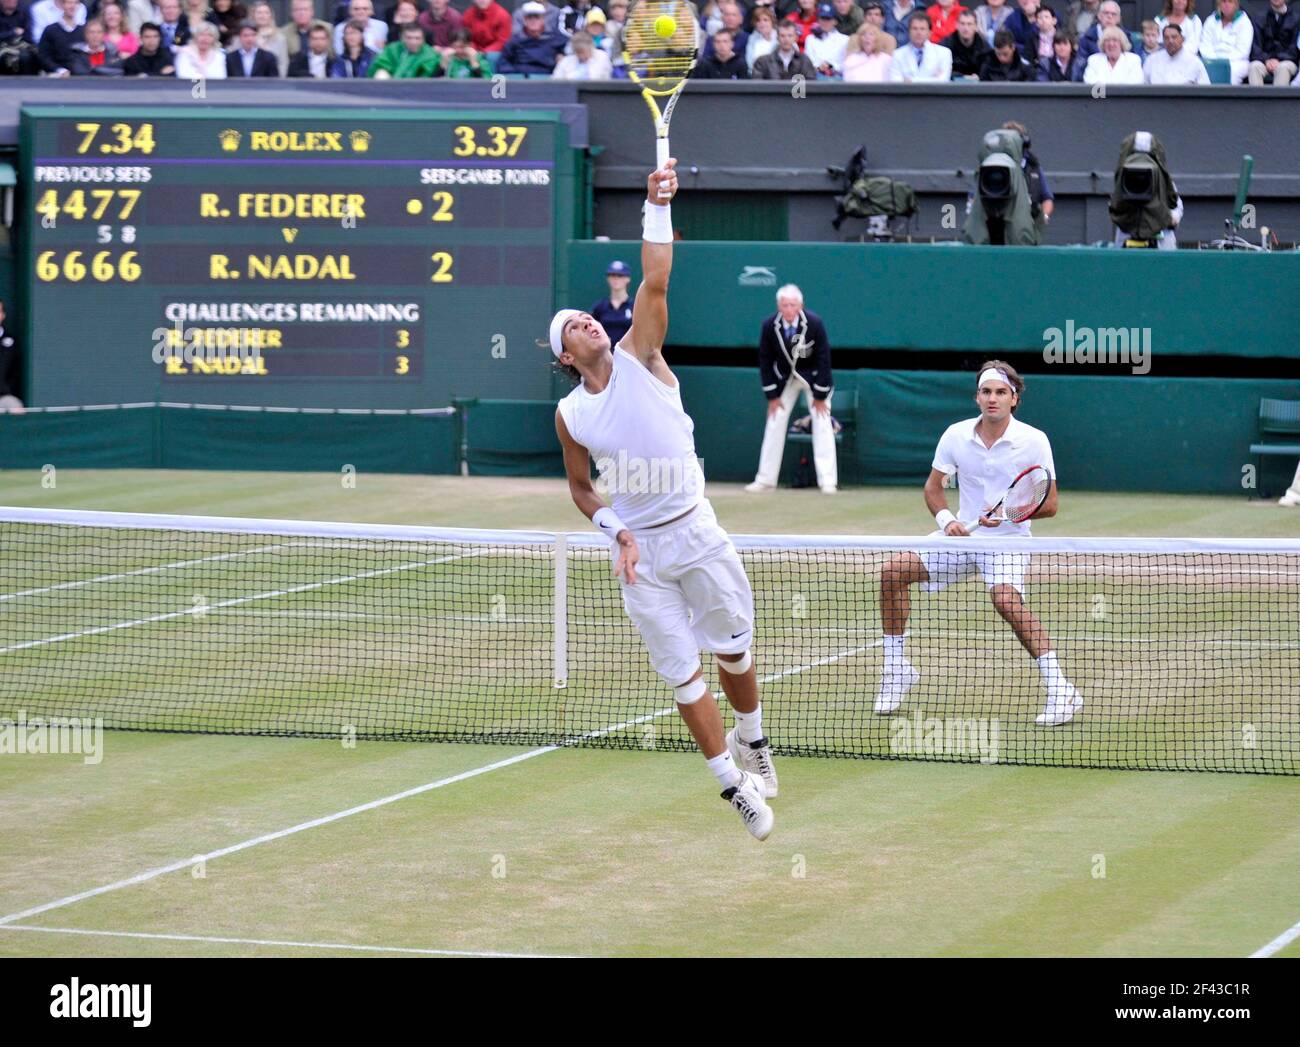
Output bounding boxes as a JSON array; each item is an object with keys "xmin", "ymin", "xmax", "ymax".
[
  {"xmin": 978, "ymin": 367, "xmax": 1013, "ymax": 390},
  {"xmin": 549, "ymin": 308, "xmax": 580, "ymax": 359}
]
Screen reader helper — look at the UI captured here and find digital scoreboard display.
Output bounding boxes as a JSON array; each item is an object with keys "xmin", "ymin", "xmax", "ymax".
[{"xmin": 19, "ymin": 106, "xmax": 575, "ymax": 408}]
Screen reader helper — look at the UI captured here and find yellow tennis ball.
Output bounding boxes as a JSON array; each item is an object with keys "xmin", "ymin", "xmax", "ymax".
[{"xmin": 654, "ymin": 14, "xmax": 677, "ymax": 37}]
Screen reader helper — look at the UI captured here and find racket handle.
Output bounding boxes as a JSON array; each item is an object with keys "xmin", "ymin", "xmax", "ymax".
[{"xmin": 656, "ymin": 137, "xmax": 671, "ymax": 199}]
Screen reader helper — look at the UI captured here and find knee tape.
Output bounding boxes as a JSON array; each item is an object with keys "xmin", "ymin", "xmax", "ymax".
[
  {"xmin": 717, "ymin": 650, "xmax": 752, "ymax": 674},
  {"xmin": 674, "ymin": 677, "xmax": 708, "ymax": 704}
]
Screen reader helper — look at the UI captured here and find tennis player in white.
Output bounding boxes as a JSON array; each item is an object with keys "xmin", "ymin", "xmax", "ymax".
[
  {"xmin": 876, "ymin": 361, "xmax": 1084, "ymax": 727},
  {"xmin": 551, "ymin": 159, "xmax": 779, "ymax": 840}
]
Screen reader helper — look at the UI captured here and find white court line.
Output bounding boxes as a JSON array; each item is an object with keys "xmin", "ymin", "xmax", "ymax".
[
  {"xmin": 761, "ymin": 641, "xmax": 881, "ymax": 682},
  {"xmin": 0, "ymin": 925, "xmax": 573, "ymax": 958},
  {"xmin": 0, "ymin": 746, "xmax": 555, "ymax": 927},
  {"xmin": 212, "ymin": 610, "xmax": 639, "ymax": 628},
  {"xmin": 1250, "ymin": 916, "xmax": 1300, "ymax": 958},
  {"xmin": 0, "ymin": 552, "xmax": 479, "ymax": 656},
  {"xmin": 0, "ymin": 643, "xmax": 862, "ymax": 930},
  {"xmin": 0, "ymin": 543, "xmax": 292, "ymax": 603},
  {"xmin": 218, "ymin": 610, "xmax": 558, "ymax": 625},
  {"xmin": 953, "ymin": 631, "xmax": 1300, "ymax": 650},
  {"xmin": 129, "ymin": 611, "xmax": 1300, "ymax": 651}
]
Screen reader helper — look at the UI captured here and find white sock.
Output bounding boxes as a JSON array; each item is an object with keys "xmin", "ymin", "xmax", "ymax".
[
  {"xmin": 884, "ymin": 634, "xmax": 905, "ymax": 672},
  {"xmin": 707, "ymin": 751, "xmax": 743, "ymax": 790},
  {"xmin": 1037, "ymin": 651, "xmax": 1065, "ymax": 691},
  {"xmin": 733, "ymin": 705, "xmax": 764, "ymax": 744}
]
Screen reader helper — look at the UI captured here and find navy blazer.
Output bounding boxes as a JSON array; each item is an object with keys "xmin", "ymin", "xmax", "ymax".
[
  {"xmin": 758, "ymin": 310, "xmax": 833, "ymax": 402},
  {"xmin": 226, "ymin": 47, "xmax": 279, "ymax": 77}
]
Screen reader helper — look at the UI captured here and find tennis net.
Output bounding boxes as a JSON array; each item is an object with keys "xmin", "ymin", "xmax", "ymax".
[{"xmin": 1, "ymin": 506, "xmax": 1296, "ymax": 774}]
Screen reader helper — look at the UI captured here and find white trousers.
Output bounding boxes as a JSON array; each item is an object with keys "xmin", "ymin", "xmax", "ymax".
[{"xmin": 754, "ymin": 380, "xmax": 837, "ymax": 489}]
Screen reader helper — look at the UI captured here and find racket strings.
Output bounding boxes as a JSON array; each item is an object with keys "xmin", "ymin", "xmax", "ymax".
[
  {"xmin": 1003, "ymin": 471, "xmax": 1052, "ymax": 522},
  {"xmin": 624, "ymin": 1, "xmax": 699, "ymax": 88}
]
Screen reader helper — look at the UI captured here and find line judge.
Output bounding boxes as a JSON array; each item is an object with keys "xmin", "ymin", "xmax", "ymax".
[{"xmin": 745, "ymin": 284, "xmax": 837, "ymax": 494}]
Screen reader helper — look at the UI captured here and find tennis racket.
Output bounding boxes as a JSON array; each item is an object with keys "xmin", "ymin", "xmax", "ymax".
[
  {"xmin": 622, "ymin": 0, "xmax": 699, "ymax": 198},
  {"xmin": 961, "ymin": 465, "xmax": 1052, "ymax": 528}
]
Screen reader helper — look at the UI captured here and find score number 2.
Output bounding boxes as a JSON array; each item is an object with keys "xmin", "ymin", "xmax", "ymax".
[{"xmin": 452, "ymin": 125, "xmax": 527, "ymax": 158}]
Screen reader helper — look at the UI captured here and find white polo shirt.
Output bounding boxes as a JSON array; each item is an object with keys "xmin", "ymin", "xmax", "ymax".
[{"xmin": 932, "ymin": 415, "xmax": 1056, "ymax": 536}]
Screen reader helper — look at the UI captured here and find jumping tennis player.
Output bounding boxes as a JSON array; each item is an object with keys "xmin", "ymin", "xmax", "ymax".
[
  {"xmin": 551, "ymin": 160, "xmax": 778, "ymax": 840},
  {"xmin": 876, "ymin": 362, "xmax": 1084, "ymax": 726}
]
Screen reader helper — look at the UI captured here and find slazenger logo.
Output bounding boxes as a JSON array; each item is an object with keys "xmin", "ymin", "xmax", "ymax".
[
  {"xmin": 50, "ymin": 979, "xmax": 151, "ymax": 1027},
  {"xmin": 738, "ymin": 266, "xmax": 776, "ymax": 287}
]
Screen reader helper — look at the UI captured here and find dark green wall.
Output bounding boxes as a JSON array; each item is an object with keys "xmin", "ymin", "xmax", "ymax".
[
  {"xmin": 0, "ymin": 407, "xmax": 458, "ymax": 474},
  {"xmin": 466, "ymin": 368, "xmax": 1300, "ymax": 495},
  {"xmin": 2, "ymin": 374, "xmax": 1294, "ymax": 495},
  {"xmin": 566, "ymin": 241, "xmax": 1300, "ymax": 358},
  {"xmin": 851, "ymin": 370, "xmax": 1300, "ymax": 495}
]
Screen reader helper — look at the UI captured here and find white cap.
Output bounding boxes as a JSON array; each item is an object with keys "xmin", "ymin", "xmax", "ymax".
[
  {"xmin": 549, "ymin": 308, "xmax": 580, "ymax": 358},
  {"xmin": 521, "ymin": 1, "xmax": 546, "ymax": 13}
]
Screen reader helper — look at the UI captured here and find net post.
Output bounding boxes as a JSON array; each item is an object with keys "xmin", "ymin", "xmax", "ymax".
[
  {"xmin": 553, "ymin": 533, "xmax": 568, "ymax": 690},
  {"xmin": 451, "ymin": 396, "xmax": 477, "ymax": 478}
]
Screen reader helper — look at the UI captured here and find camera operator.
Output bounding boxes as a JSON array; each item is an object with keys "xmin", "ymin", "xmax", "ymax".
[
  {"xmin": 961, "ymin": 125, "xmax": 1041, "ymax": 246},
  {"xmin": 1110, "ymin": 130, "xmax": 1183, "ymax": 250}
]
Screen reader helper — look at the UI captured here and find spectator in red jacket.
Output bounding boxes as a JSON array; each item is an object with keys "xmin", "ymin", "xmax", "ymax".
[
  {"xmin": 463, "ymin": 0, "xmax": 510, "ymax": 52},
  {"xmin": 785, "ymin": 0, "xmax": 818, "ymax": 46},
  {"xmin": 926, "ymin": 0, "xmax": 966, "ymax": 42}
]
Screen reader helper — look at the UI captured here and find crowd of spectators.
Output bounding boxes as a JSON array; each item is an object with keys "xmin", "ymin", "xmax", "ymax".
[{"xmin": 1, "ymin": 0, "xmax": 1296, "ymax": 82}]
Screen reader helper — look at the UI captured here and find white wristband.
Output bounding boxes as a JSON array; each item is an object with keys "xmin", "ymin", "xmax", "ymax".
[
  {"xmin": 593, "ymin": 507, "xmax": 628, "ymax": 539},
  {"xmin": 642, "ymin": 202, "xmax": 673, "ymax": 244},
  {"xmin": 935, "ymin": 509, "xmax": 956, "ymax": 531}
]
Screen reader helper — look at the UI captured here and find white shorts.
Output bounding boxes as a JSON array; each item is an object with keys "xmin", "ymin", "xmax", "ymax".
[
  {"xmin": 615, "ymin": 501, "xmax": 755, "ymax": 687},
  {"xmin": 918, "ymin": 532, "xmax": 1029, "ymax": 596}
]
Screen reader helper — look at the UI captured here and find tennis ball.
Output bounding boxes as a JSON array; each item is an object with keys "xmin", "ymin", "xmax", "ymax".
[{"xmin": 654, "ymin": 14, "xmax": 677, "ymax": 37}]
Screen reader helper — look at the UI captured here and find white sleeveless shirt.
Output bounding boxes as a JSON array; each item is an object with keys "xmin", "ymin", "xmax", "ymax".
[{"xmin": 557, "ymin": 346, "xmax": 706, "ymax": 529}]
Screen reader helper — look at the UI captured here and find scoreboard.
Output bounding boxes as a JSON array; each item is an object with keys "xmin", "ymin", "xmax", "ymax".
[{"xmin": 19, "ymin": 106, "xmax": 576, "ymax": 408}]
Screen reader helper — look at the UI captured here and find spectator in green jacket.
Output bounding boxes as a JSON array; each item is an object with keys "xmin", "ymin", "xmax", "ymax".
[
  {"xmin": 439, "ymin": 27, "xmax": 486, "ymax": 76},
  {"xmin": 369, "ymin": 20, "xmax": 438, "ymax": 76},
  {"xmin": 833, "ymin": 0, "xmax": 863, "ymax": 35}
]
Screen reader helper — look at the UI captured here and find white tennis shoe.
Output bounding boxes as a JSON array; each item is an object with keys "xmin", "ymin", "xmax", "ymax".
[
  {"xmin": 726, "ymin": 729, "xmax": 778, "ymax": 798},
  {"xmin": 874, "ymin": 661, "xmax": 919, "ymax": 714},
  {"xmin": 722, "ymin": 771, "xmax": 774, "ymax": 841},
  {"xmin": 1036, "ymin": 684, "xmax": 1084, "ymax": 726}
]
